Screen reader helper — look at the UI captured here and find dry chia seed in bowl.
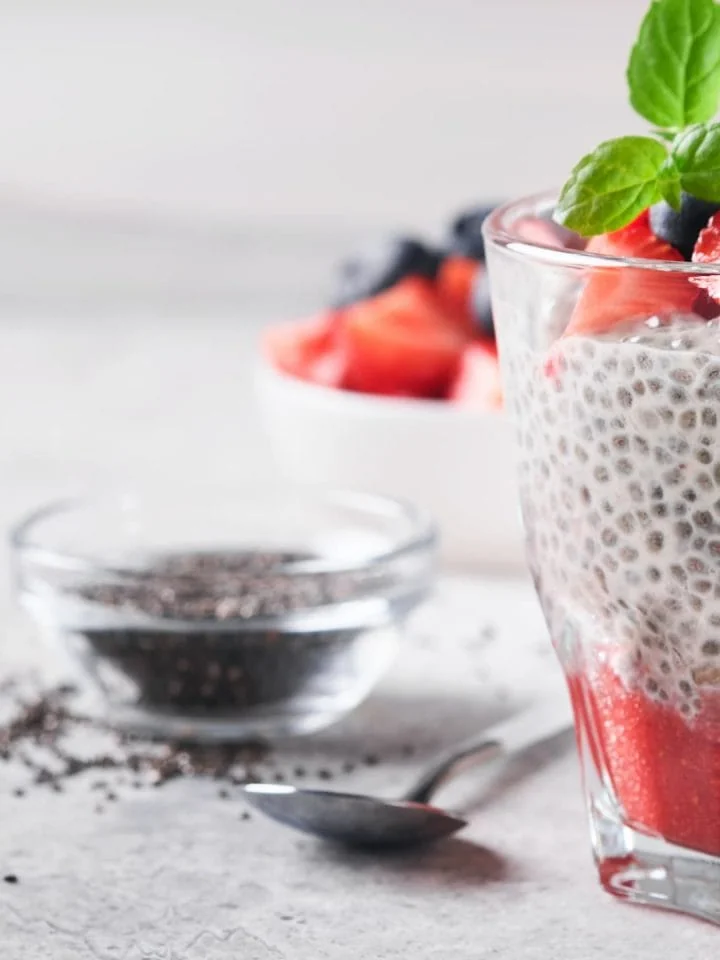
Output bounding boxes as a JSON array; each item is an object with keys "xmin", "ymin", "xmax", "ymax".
[{"xmin": 11, "ymin": 488, "xmax": 436, "ymax": 741}]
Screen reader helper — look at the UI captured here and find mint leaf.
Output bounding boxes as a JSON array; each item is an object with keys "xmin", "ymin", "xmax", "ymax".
[
  {"xmin": 660, "ymin": 154, "xmax": 683, "ymax": 208},
  {"xmin": 627, "ymin": 0, "xmax": 720, "ymax": 129},
  {"xmin": 555, "ymin": 137, "xmax": 670, "ymax": 235},
  {"xmin": 673, "ymin": 121, "xmax": 720, "ymax": 199}
]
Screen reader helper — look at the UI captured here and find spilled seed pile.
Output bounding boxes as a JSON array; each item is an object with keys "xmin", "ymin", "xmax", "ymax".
[
  {"xmin": 0, "ymin": 678, "xmax": 402, "ymax": 812},
  {"xmin": 0, "ymin": 678, "xmax": 268, "ymax": 808}
]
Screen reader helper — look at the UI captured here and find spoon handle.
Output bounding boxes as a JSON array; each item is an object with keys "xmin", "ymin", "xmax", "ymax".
[{"xmin": 403, "ymin": 692, "xmax": 574, "ymax": 806}]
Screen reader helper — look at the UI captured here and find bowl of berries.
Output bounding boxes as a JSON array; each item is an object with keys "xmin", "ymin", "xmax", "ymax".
[{"xmin": 257, "ymin": 205, "xmax": 580, "ymax": 569}]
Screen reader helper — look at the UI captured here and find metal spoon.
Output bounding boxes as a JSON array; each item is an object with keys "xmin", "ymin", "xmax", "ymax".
[{"xmin": 243, "ymin": 696, "xmax": 573, "ymax": 847}]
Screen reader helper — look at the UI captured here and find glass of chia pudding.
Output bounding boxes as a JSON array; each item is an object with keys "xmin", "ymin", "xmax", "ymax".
[{"xmin": 485, "ymin": 191, "xmax": 720, "ymax": 922}]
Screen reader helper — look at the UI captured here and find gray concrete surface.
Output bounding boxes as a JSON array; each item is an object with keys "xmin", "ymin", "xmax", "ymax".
[{"xmin": 0, "ymin": 314, "xmax": 717, "ymax": 957}]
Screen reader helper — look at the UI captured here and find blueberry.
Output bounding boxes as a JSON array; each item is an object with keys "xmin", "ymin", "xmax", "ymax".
[
  {"xmin": 446, "ymin": 203, "xmax": 500, "ymax": 261},
  {"xmin": 471, "ymin": 267, "xmax": 494, "ymax": 340},
  {"xmin": 331, "ymin": 237, "xmax": 443, "ymax": 307},
  {"xmin": 649, "ymin": 193, "xmax": 720, "ymax": 260}
]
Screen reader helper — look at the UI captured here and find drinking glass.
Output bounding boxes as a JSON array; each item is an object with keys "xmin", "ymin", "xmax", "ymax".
[{"xmin": 485, "ymin": 192, "xmax": 720, "ymax": 924}]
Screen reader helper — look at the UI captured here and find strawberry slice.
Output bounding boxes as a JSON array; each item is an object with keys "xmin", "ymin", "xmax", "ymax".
[
  {"xmin": 263, "ymin": 313, "xmax": 347, "ymax": 388},
  {"xmin": 692, "ymin": 210, "xmax": 720, "ymax": 306},
  {"xmin": 514, "ymin": 215, "xmax": 586, "ymax": 251},
  {"xmin": 585, "ymin": 209, "xmax": 656, "ymax": 257},
  {"xmin": 448, "ymin": 341, "xmax": 503, "ymax": 410},
  {"xmin": 342, "ymin": 278, "xmax": 468, "ymax": 398},
  {"xmin": 435, "ymin": 255, "xmax": 477, "ymax": 334},
  {"xmin": 566, "ymin": 212, "xmax": 695, "ymax": 336}
]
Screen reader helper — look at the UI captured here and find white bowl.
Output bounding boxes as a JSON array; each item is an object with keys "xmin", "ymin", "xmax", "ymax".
[{"xmin": 256, "ymin": 362, "xmax": 526, "ymax": 571}]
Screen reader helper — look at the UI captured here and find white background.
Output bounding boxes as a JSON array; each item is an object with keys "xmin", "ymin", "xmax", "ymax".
[{"xmin": 0, "ymin": 0, "xmax": 649, "ymax": 232}]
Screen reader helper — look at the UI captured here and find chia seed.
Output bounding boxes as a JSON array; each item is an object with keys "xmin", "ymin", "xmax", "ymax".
[
  {"xmin": 68, "ymin": 550, "xmax": 384, "ymax": 723},
  {"xmin": 0, "ymin": 679, "xmax": 268, "ymax": 800}
]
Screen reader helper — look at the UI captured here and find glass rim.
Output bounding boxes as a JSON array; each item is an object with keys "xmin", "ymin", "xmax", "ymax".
[
  {"xmin": 483, "ymin": 189, "xmax": 720, "ymax": 276},
  {"xmin": 10, "ymin": 488, "xmax": 438, "ymax": 580}
]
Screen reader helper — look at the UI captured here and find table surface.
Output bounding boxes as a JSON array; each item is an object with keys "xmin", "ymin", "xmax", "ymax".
[{"xmin": 0, "ymin": 311, "xmax": 718, "ymax": 958}]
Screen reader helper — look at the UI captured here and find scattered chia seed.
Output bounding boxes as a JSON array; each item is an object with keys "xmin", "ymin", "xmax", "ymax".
[
  {"xmin": 0, "ymin": 679, "xmax": 268, "ymax": 804},
  {"xmin": 317, "ymin": 768, "xmax": 333, "ymax": 780},
  {"xmin": 3, "ymin": 875, "xmax": 18, "ymax": 884}
]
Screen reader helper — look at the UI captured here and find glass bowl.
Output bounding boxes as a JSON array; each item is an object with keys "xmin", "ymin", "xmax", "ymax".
[{"xmin": 11, "ymin": 485, "xmax": 436, "ymax": 741}]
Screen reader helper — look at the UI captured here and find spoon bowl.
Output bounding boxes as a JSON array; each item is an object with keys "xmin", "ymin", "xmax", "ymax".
[{"xmin": 243, "ymin": 783, "xmax": 467, "ymax": 847}]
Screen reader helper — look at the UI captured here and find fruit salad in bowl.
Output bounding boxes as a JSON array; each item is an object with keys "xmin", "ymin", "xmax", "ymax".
[
  {"xmin": 257, "ymin": 205, "xmax": 562, "ymax": 568},
  {"xmin": 484, "ymin": 0, "xmax": 720, "ymax": 926},
  {"xmin": 263, "ymin": 211, "xmax": 501, "ymax": 406}
]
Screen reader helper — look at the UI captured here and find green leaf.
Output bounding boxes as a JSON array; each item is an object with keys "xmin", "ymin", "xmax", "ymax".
[
  {"xmin": 555, "ymin": 136, "xmax": 669, "ymax": 235},
  {"xmin": 673, "ymin": 121, "xmax": 720, "ymax": 200},
  {"xmin": 627, "ymin": 0, "xmax": 720, "ymax": 129},
  {"xmin": 660, "ymin": 162, "xmax": 683, "ymax": 209},
  {"xmin": 653, "ymin": 128, "xmax": 679, "ymax": 143},
  {"xmin": 660, "ymin": 177, "xmax": 683, "ymax": 208}
]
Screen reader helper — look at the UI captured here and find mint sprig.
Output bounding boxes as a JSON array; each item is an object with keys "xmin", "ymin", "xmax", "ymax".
[
  {"xmin": 555, "ymin": 0, "xmax": 720, "ymax": 236},
  {"xmin": 628, "ymin": 0, "xmax": 720, "ymax": 129},
  {"xmin": 672, "ymin": 122, "xmax": 720, "ymax": 199}
]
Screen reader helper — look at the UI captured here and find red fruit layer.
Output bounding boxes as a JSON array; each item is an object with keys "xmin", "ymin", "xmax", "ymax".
[
  {"xmin": 692, "ymin": 210, "xmax": 720, "ymax": 306},
  {"xmin": 566, "ymin": 212, "xmax": 695, "ymax": 336},
  {"xmin": 569, "ymin": 666, "xmax": 720, "ymax": 856}
]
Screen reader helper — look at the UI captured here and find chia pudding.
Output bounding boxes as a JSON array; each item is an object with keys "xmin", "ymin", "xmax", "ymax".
[{"xmin": 502, "ymin": 310, "xmax": 720, "ymax": 855}]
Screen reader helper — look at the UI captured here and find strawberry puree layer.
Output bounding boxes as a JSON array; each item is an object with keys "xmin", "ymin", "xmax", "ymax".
[{"xmin": 569, "ymin": 668, "xmax": 720, "ymax": 856}]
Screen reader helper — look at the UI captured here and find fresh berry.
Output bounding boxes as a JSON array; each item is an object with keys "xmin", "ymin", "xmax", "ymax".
[
  {"xmin": 585, "ymin": 209, "xmax": 657, "ymax": 257},
  {"xmin": 470, "ymin": 266, "xmax": 494, "ymax": 340},
  {"xmin": 565, "ymin": 211, "xmax": 695, "ymax": 336},
  {"xmin": 446, "ymin": 204, "xmax": 498, "ymax": 261},
  {"xmin": 693, "ymin": 288, "xmax": 720, "ymax": 319},
  {"xmin": 448, "ymin": 341, "xmax": 502, "ymax": 409},
  {"xmin": 264, "ymin": 313, "xmax": 347, "ymax": 388},
  {"xmin": 692, "ymin": 210, "xmax": 720, "ymax": 305},
  {"xmin": 650, "ymin": 193, "xmax": 720, "ymax": 260},
  {"xmin": 514, "ymin": 215, "xmax": 586, "ymax": 250},
  {"xmin": 331, "ymin": 237, "xmax": 443, "ymax": 308},
  {"xmin": 341, "ymin": 278, "xmax": 467, "ymax": 398},
  {"xmin": 435, "ymin": 255, "xmax": 477, "ymax": 333}
]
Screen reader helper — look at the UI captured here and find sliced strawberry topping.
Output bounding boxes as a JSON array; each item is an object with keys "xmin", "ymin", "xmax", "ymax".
[
  {"xmin": 263, "ymin": 313, "xmax": 347, "ymax": 388},
  {"xmin": 341, "ymin": 278, "xmax": 468, "ymax": 398},
  {"xmin": 566, "ymin": 212, "xmax": 695, "ymax": 336},
  {"xmin": 692, "ymin": 210, "xmax": 720, "ymax": 305},
  {"xmin": 448, "ymin": 341, "xmax": 503, "ymax": 410},
  {"xmin": 514, "ymin": 215, "xmax": 586, "ymax": 251},
  {"xmin": 435, "ymin": 255, "xmax": 477, "ymax": 334},
  {"xmin": 585, "ymin": 210, "xmax": 657, "ymax": 257}
]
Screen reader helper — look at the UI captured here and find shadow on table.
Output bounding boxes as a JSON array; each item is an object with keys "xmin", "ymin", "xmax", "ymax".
[
  {"xmin": 309, "ymin": 836, "xmax": 513, "ymax": 888},
  {"xmin": 461, "ymin": 726, "xmax": 576, "ymax": 815}
]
